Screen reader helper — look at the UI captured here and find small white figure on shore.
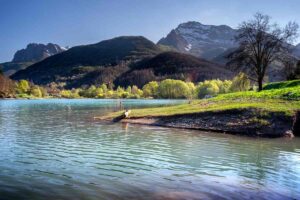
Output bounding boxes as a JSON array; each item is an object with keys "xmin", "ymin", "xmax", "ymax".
[{"xmin": 124, "ymin": 109, "xmax": 131, "ymax": 118}]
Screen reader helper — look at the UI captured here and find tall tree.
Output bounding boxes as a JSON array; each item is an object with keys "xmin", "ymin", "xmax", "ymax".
[
  {"xmin": 227, "ymin": 13, "xmax": 298, "ymax": 91},
  {"xmin": 293, "ymin": 61, "xmax": 300, "ymax": 79},
  {"xmin": 280, "ymin": 55, "xmax": 298, "ymax": 80}
]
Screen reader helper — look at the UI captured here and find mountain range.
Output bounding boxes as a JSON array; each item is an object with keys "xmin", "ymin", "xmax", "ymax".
[
  {"xmin": 0, "ymin": 43, "xmax": 66, "ymax": 76},
  {"xmin": 4, "ymin": 21, "xmax": 300, "ymax": 88},
  {"xmin": 158, "ymin": 21, "xmax": 300, "ymax": 82},
  {"xmin": 11, "ymin": 36, "xmax": 232, "ymax": 88},
  {"xmin": 158, "ymin": 21, "xmax": 300, "ymax": 60}
]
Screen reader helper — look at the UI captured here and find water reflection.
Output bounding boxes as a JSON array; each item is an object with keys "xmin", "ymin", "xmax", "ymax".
[{"xmin": 0, "ymin": 99, "xmax": 299, "ymax": 200}]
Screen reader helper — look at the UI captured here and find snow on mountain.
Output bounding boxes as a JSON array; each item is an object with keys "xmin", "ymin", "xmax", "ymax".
[
  {"xmin": 185, "ymin": 44, "xmax": 192, "ymax": 51},
  {"xmin": 158, "ymin": 21, "xmax": 238, "ymax": 60}
]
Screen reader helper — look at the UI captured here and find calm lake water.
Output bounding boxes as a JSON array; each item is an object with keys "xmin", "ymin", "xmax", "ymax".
[{"xmin": 0, "ymin": 99, "xmax": 299, "ymax": 200}]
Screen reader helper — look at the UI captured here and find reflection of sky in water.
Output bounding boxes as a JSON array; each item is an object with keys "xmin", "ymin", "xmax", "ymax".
[{"xmin": 0, "ymin": 99, "xmax": 299, "ymax": 200}]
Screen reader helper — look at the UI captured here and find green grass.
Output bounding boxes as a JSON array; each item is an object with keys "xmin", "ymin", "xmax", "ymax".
[
  {"xmin": 214, "ymin": 86, "xmax": 300, "ymax": 101},
  {"xmin": 103, "ymin": 99, "xmax": 300, "ymax": 119},
  {"xmin": 263, "ymin": 79, "xmax": 300, "ymax": 90},
  {"xmin": 103, "ymin": 81, "xmax": 300, "ymax": 120}
]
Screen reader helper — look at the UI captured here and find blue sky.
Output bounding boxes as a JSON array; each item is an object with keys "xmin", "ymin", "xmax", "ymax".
[{"xmin": 0, "ymin": 0, "xmax": 300, "ymax": 62}]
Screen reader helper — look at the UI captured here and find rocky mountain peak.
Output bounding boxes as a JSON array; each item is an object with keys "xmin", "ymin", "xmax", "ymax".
[
  {"xmin": 12, "ymin": 43, "xmax": 66, "ymax": 63},
  {"xmin": 158, "ymin": 21, "xmax": 238, "ymax": 60}
]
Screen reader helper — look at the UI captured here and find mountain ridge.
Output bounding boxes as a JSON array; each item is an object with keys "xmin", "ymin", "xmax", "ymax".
[
  {"xmin": 158, "ymin": 21, "xmax": 238, "ymax": 60},
  {"xmin": 115, "ymin": 51, "xmax": 233, "ymax": 88},
  {"xmin": 11, "ymin": 36, "xmax": 163, "ymax": 86},
  {"xmin": 0, "ymin": 43, "xmax": 66, "ymax": 76},
  {"xmin": 11, "ymin": 36, "xmax": 232, "ymax": 88}
]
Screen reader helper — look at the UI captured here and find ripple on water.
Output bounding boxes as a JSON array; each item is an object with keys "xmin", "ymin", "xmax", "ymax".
[{"xmin": 0, "ymin": 99, "xmax": 299, "ymax": 200}]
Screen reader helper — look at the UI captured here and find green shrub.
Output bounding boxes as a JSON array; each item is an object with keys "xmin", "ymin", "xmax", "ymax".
[
  {"xmin": 30, "ymin": 86, "xmax": 43, "ymax": 98},
  {"xmin": 16, "ymin": 80, "xmax": 30, "ymax": 94},
  {"xmin": 230, "ymin": 72, "xmax": 251, "ymax": 92},
  {"xmin": 143, "ymin": 81, "xmax": 159, "ymax": 98},
  {"xmin": 157, "ymin": 79, "xmax": 191, "ymax": 99},
  {"xmin": 196, "ymin": 81, "xmax": 220, "ymax": 98}
]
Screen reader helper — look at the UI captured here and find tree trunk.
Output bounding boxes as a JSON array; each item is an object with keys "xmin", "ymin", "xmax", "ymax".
[{"xmin": 258, "ymin": 77, "xmax": 263, "ymax": 91}]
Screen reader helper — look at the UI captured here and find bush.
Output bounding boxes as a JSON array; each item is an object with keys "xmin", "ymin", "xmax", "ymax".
[
  {"xmin": 30, "ymin": 86, "xmax": 43, "ymax": 98},
  {"xmin": 95, "ymin": 88, "xmax": 104, "ymax": 98},
  {"xmin": 219, "ymin": 80, "xmax": 232, "ymax": 94},
  {"xmin": 186, "ymin": 82, "xmax": 196, "ymax": 99},
  {"xmin": 143, "ymin": 81, "xmax": 159, "ymax": 98},
  {"xmin": 60, "ymin": 89, "xmax": 81, "ymax": 98},
  {"xmin": 196, "ymin": 80, "xmax": 220, "ymax": 98},
  {"xmin": 16, "ymin": 80, "xmax": 30, "ymax": 94},
  {"xmin": 230, "ymin": 72, "xmax": 251, "ymax": 92},
  {"xmin": 131, "ymin": 85, "xmax": 143, "ymax": 98},
  {"xmin": 157, "ymin": 79, "xmax": 191, "ymax": 99},
  {"xmin": 60, "ymin": 90, "xmax": 73, "ymax": 98}
]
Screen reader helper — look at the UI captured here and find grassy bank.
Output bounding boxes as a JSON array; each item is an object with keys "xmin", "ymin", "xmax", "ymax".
[
  {"xmin": 102, "ymin": 81, "xmax": 300, "ymax": 120},
  {"xmin": 104, "ymin": 99, "xmax": 300, "ymax": 119}
]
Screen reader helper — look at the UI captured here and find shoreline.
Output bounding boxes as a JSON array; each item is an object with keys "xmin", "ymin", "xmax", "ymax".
[
  {"xmin": 2, "ymin": 98, "xmax": 299, "ymax": 137},
  {"xmin": 99, "ymin": 108, "xmax": 299, "ymax": 138}
]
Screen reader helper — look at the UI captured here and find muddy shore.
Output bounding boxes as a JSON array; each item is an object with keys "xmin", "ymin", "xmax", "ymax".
[{"xmin": 109, "ymin": 109, "xmax": 299, "ymax": 138}]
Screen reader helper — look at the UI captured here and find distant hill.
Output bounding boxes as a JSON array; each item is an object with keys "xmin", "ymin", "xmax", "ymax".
[
  {"xmin": 12, "ymin": 36, "xmax": 162, "ymax": 87},
  {"xmin": 158, "ymin": 21, "xmax": 238, "ymax": 60},
  {"xmin": 0, "ymin": 62, "xmax": 34, "ymax": 77},
  {"xmin": 11, "ymin": 36, "xmax": 232, "ymax": 88},
  {"xmin": 115, "ymin": 52, "xmax": 233, "ymax": 87},
  {"xmin": 0, "ymin": 43, "xmax": 66, "ymax": 76}
]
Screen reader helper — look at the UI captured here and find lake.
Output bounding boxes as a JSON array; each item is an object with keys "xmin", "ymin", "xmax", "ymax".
[{"xmin": 0, "ymin": 99, "xmax": 299, "ymax": 200}]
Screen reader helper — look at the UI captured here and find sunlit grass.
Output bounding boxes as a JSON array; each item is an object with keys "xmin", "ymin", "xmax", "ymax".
[
  {"xmin": 103, "ymin": 84, "xmax": 300, "ymax": 119},
  {"xmin": 104, "ymin": 99, "xmax": 300, "ymax": 119},
  {"xmin": 214, "ymin": 86, "xmax": 300, "ymax": 101},
  {"xmin": 263, "ymin": 79, "xmax": 300, "ymax": 90}
]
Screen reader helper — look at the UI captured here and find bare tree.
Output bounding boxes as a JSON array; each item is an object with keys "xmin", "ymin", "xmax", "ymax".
[
  {"xmin": 292, "ymin": 61, "xmax": 300, "ymax": 79},
  {"xmin": 227, "ymin": 13, "xmax": 298, "ymax": 91},
  {"xmin": 280, "ymin": 55, "xmax": 298, "ymax": 80}
]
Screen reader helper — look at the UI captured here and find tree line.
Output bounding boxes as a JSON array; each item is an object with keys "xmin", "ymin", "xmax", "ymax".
[{"xmin": 10, "ymin": 72, "xmax": 250, "ymax": 99}]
